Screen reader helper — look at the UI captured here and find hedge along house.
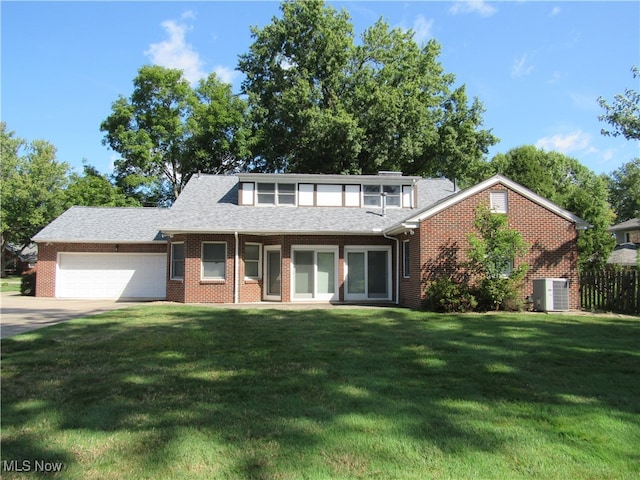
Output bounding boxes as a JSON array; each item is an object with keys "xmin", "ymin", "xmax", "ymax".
[{"xmin": 32, "ymin": 173, "xmax": 588, "ymax": 309}]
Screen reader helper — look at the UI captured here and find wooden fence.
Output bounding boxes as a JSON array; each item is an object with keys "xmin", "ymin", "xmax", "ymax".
[{"xmin": 580, "ymin": 270, "xmax": 639, "ymax": 315}]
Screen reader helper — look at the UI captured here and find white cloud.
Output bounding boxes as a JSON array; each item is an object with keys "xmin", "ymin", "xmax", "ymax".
[
  {"xmin": 511, "ymin": 53, "xmax": 534, "ymax": 78},
  {"xmin": 449, "ymin": 1, "xmax": 497, "ymax": 17},
  {"xmin": 214, "ymin": 65, "xmax": 239, "ymax": 85},
  {"xmin": 549, "ymin": 6, "xmax": 561, "ymax": 17},
  {"xmin": 535, "ymin": 130, "xmax": 593, "ymax": 154},
  {"xmin": 412, "ymin": 15, "xmax": 434, "ymax": 44},
  {"xmin": 145, "ymin": 14, "xmax": 206, "ymax": 84}
]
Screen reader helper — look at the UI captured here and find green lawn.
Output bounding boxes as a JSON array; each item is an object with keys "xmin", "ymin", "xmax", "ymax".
[
  {"xmin": 1, "ymin": 276, "xmax": 21, "ymax": 293},
  {"xmin": 1, "ymin": 307, "xmax": 639, "ymax": 479}
]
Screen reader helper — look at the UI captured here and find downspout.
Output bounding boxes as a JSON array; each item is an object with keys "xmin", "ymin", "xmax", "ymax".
[
  {"xmin": 234, "ymin": 231, "xmax": 239, "ymax": 304},
  {"xmin": 383, "ymin": 231, "xmax": 400, "ymax": 305}
]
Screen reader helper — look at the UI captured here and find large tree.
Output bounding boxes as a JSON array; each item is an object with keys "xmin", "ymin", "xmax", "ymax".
[
  {"xmin": 0, "ymin": 122, "xmax": 70, "ymax": 276},
  {"xmin": 101, "ymin": 65, "xmax": 249, "ymax": 204},
  {"xmin": 238, "ymin": 0, "xmax": 497, "ymax": 179},
  {"xmin": 598, "ymin": 66, "xmax": 640, "ymax": 141},
  {"xmin": 607, "ymin": 158, "xmax": 640, "ymax": 222},
  {"xmin": 485, "ymin": 145, "xmax": 616, "ymax": 269},
  {"xmin": 65, "ymin": 163, "xmax": 140, "ymax": 209}
]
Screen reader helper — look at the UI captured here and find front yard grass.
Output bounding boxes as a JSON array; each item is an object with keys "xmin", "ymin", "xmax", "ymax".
[{"xmin": 1, "ymin": 307, "xmax": 639, "ymax": 479}]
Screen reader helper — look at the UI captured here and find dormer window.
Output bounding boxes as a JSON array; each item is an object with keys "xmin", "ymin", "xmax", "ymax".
[
  {"xmin": 257, "ymin": 183, "xmax": 295, "ymax": 205},
  {"xmin": 363, "ymin": 185, "xmax": 401, "ymax": 207}
]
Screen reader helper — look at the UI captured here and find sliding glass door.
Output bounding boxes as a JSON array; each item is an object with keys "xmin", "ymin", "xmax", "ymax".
[
  {"xmin": 292, "ymin": 247, "xmax": 338, "ymax": 301},
  {"xmin": 345, "ymin": 247, "xmax": 391, "ymax": 301}
]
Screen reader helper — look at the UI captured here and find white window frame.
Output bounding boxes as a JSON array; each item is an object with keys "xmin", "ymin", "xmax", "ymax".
[
  {"xmin": 201, "ymin": 242, "xmax": 227, "ymax": 280},
  {"xmin": 291, "ymin": 245, "xmax": 339, "ymax": 302},
  {"xmin": 344, "ymin": 246, "xmax": 392, "ymax": 301},
  {"xmin": 490, "ymin": 190, "xmax": 508, "ymax": 213},
  {"xmin": 362, "ymin": 185, "xmax": 401, "ymax": 208},
  {"xmin": 256, "ymin": 183, "xmax": 296, "ymax": 206},
  {"xmin": 403, "ymin": 240, "xmax": 410, "ymax": 278},
  {"xmin": 244, "ymin": 242, "xmax": 262, "ymax": 280},
  {"xmin": 170, "ymin": 242, "xmax": 185, "ymax": 281}
]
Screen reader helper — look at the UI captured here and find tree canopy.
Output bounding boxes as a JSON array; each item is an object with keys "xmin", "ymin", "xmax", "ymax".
[
  {"xmin": 1, "ymin": 123, "xmax": 70, "ymax": 275},
  {"xmin": 598, "ymin": 66, "xmax": 640, "ymax": 141},
  {"xmin": 607, "ymin": 158, "xmax": 640, "ymax": 222},
  {"xmin": 65, "ymin": 163, "xmax": 140, "ymax": 209},
  {"xmin": 238, "ymin": 0, "xmax": 497, "ymax": 180},
  {"xmin": 101, "ymin": 65, "xmax": 249, "ymax": 204}
]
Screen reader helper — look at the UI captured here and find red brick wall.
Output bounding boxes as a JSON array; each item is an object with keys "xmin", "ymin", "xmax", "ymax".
[
  {"xmin": 407, "ymin": 183, "xmax": 580, "ymax": 309},
  {"xmin": 35, "ymin": 242, "xmax": 167, "ymax": 298},
  {"xmin": 167, "ymin": 234, "xmax": 395, "ymax": 303}
]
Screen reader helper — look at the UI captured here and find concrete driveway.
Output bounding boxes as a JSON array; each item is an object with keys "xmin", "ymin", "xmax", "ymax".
[{"xmin": 0, "ymin": 292, "xmax": 143, "ymax": 339}]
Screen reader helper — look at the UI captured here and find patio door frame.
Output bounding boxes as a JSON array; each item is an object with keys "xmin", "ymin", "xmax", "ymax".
[
  {"xmin": 344, "ymin": 245, "xmax": 392, "ymax": 302},
  {"xmin": 291, "ymin": 245, "xmax": 339, "ymax": 302},
  {"xmin": 263, "ymin": 245, "xmax": 281, "ymax": 301}
]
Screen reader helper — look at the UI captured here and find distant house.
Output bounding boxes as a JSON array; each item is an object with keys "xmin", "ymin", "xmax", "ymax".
[
  {"xmin": 33, "ymin": 173, "xmax": 587, "ymax": 308},
  {"xmin": 607, "ymin": 218, "xmax": 640, "ymax": 268},
  {"xmin": 3, "ymin": 243, "xmax": 37, "ymax": 275}
]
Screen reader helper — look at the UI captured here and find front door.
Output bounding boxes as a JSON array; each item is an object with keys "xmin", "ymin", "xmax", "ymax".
[{"xmin": 264, "ymin": 246, "xmax": 281, "ymax": 301}]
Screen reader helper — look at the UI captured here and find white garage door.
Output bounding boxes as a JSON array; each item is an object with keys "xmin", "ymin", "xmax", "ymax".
[{"xmin": 57, "ymin": 253, "xmax": 167, "ymax": 299}]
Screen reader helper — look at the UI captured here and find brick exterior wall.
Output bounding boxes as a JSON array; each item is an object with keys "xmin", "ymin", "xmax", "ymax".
[
  {"xmin": 35, "ymin": 242, "xmax": 167, "ymax": 297},
  {"xmin": 167, "ymin": 234, "xmax": 395, "ymax": 303},
  {"xmin": 401, "ymin": 183, "xmax": 580, "ymax": 310}
]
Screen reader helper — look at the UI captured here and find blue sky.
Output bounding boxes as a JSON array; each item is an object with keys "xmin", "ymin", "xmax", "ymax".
[{"xmin": 2, "ymin": 1, "xmax": 639, "ymax": 177}]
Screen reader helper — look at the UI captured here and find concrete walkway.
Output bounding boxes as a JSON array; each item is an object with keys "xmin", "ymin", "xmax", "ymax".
[{"xmin": 0, "ymin": 292, "xmax": 142, "ymax": 339}]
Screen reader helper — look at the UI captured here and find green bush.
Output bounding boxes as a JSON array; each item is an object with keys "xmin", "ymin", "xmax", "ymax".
[
  {"xmin": 423, "ymin": 277, "xmax": 477, "ymax": 313},
  {"xmin": 473, "ymin": 278, "xmax": 523, "ymax": 311},
  {"xmin": 20, "ymin": 270, "xmax": 36, "ymax": 296}
]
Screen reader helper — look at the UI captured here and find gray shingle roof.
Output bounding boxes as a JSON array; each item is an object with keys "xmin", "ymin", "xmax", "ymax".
[
  {"xmin": 162, "ymin": 174, "xmax": 456, "ymax": 235},
  {"xmin": 32, "ymin": 175, "xmax": 457, "ymax": 242},
  {"xmin": 32, "ymin": 206, "xmax": 169, "ymax": 243},
  {"xmin": 608, "ymin": 218, "xmax": 640, "ymax": 232}
]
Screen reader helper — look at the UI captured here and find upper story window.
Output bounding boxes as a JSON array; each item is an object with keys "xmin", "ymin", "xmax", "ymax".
[
  {"xmin": 257, "ymin": 183, "xmax": 295, "ymax": 205},
  {"xmin": 490, "ymin": 191, "xmax": 508, "ymax": 213},
  {"xmin": 240, "ymin": 179, "xmax": 413, "ymax": 208},
  {"xmin": 363, "ymin": 185, "xmax": 401, "ymax": 207}
]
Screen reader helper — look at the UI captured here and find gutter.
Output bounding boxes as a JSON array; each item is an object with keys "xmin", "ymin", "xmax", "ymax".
[
  {"xmin": 234, "ymin": 231, "xmax": 239, "ymax": 304},
  {"xmin": 382, "ymin": 231, "xmax": 400, "ymax": 305}
]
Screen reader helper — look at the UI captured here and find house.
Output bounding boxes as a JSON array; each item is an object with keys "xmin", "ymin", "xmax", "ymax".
[
  {"xmin": 32, "ymin": 173, "xmax": 587, "ymax": 309},
  {"xmin": 3, "ymin": 243, "xmax": 38, "ymax": 275},
  {"xmin": 607, "ymin": 218, "xmax": 640, "ymax": 268}
]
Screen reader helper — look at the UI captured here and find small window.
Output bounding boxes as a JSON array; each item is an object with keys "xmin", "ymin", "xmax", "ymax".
[
  {"xmin": 403, "ymin": 240, "xmax": 410, "ymax": 278},
  {"xmin": 363, "ymin": 185, "xmax": 401, "ymax": 207},
  {"xmin": 257, "ymin": 183, "xmax": 296, "ymax": 205},
  {"xmin": 490, "ymin": 191, "xmax": 508, "ymax": 213},
  {"xmin": 257, "ymin": 183, "xmax": 275, "ymax": 205},
  {"xmin": 363, "ymin": 185, "xmax": 381, "ymax": 206},
  {"xmin": 383, "ymin": 185, "xmax": 401, "ymax": 206},
  {"xmin": 245, "ymin": 243, "xmax": 262, "ymax": 278},
  {"xmin": 171, "ymin": 243, "xmax": 185, "ymax": 280},
  {"xmin": 202, "ymin": 242, "xmax": 226, "ymax": 280}
]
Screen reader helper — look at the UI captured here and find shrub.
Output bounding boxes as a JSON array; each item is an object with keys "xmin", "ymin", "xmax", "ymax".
[
  {"xmin": 423, "ymin": 277, "xmax": 477, "ymax": 313},
  {"xmin": 473, "ymin": 278, "xmax": 524, "ymax": 312},
  {"xmin": 20, "ymin": 269, "xmax": 36, "ymax": 296}
]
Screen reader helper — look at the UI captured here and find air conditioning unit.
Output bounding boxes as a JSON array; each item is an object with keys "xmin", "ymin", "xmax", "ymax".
[{"xmin": 532, "ymin": 278, "xmax": 569, "ymax": 312}]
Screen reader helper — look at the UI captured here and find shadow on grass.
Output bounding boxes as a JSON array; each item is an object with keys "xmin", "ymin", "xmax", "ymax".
[{"xmin": 1, "ymin": 307, "xmax": 639, "ymax": 478}]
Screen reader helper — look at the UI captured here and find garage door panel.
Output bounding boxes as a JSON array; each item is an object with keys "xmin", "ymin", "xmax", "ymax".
[{"xmin": 57, "ymin": 253, "xmax": 166, "ymax": 299}]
